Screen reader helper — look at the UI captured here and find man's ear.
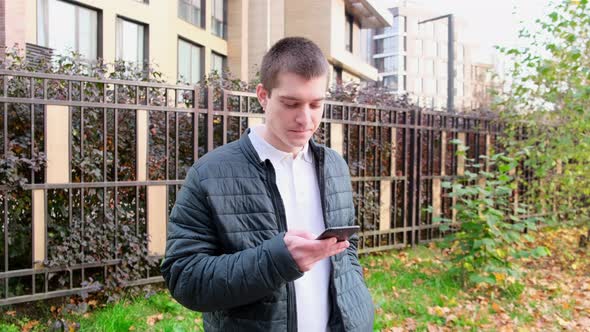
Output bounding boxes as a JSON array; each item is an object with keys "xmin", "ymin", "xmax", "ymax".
[{"xmin": 256, "ymin": 83, "xmax": 269, "ymax": 111}]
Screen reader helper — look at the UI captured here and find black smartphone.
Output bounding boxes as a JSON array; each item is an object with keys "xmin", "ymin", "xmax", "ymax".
[{"xmin": 316, "ymin": 226, "xmax": 360, "ymax": 242}]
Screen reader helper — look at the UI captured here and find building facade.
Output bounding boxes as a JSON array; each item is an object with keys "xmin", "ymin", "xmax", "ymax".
[
  {"xmin": 371, "ymin": 2, "xmax": 494, "ymax": 111},
  {"xmin": 0, "ymin": 0, "xmax": 390, "ymax": 86}
]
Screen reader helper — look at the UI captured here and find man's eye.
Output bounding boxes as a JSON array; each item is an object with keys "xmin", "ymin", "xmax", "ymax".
[
  {"xmin": 311, "ymin": 104, "xmax": 322, "ymax": 109},
  {"xmin": 284, "ymin": 103, "xmax": 298, "ymax": 108}
]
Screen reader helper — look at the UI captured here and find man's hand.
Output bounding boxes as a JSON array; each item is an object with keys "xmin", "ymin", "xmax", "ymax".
[{"xmin": 284, "ymin": 230, "xmax": 349, "ymax": 272}]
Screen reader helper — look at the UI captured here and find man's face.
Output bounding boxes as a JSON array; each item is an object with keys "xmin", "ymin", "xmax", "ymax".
[{"xmin": 256, "ymin": 72, "xmax": 327, "ymax": 154}]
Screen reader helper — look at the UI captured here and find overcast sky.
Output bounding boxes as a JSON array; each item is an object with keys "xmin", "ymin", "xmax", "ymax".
[{"xmin": 374, "ymin": 0, "xmax": 556, "ymax": 63}]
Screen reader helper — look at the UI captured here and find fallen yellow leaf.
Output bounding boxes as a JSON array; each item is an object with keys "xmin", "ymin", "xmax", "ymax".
[{"xmin": 146, "ymin": 313, "xmax": 164, "ymax": 326}]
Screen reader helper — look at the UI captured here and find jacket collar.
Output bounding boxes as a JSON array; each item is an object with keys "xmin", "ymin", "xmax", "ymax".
[{"xmin": 239, "ymin": 128, "xmax": 324, "ymax": 171}]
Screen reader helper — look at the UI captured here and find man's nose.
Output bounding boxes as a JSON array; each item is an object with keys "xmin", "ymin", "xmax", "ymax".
[{"xmin": 295, "ymin": 106, "xmax": 312, "ymax": 126}]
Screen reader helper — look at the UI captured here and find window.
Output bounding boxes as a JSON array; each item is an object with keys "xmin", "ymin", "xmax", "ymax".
[
  {"xmin": 382, "ymin": 75, "xmax": 398, "ymax": 90},
  {"xmin": 116, "ymin": 17, "xmax": 147, "ymax": 65},
  {"xmin": 437, "ymin": 61, "xmax": 447, "ymax": 77},
  {"xmin": 424, "ymin": 79, "xmax": 436, "ymax": 94},
  {"xmin": 414, "ymin": 78, "xmax": 422, "ymax": 93},
  {"xmin": 455, "ymin": 82, "xmax": 464, "ymax": 97},
  {"xmin": 37, "ymin": 0, "xmax": 99, "ymax": 59},
  {"xmin": 438, "ymin": 42, "xmax": 448, "ymax": 60},
  {"xmin": 423, "ymin": 59, "xmax": 434, "ymax": 75},
  {"xmin": 424, "ymin": 40, "xmax": 436, "ymax": 57},
  {"xmin": 211, "ymin": 0, "xmax": 226, "ymax": 38},
  {"xmin": 376, "ymin": 15, "xmax": 406, "ymax": 35},
  {"xmin": 455, "ymin": 65, "xmax": 464, "ymax": 79},
  {"xmin": 178, "ymin": 39, "xmax": 202, "ymax": 84},
  {"xmin": 211, "ymin": 52, "xmax": 226, "ymax": 75},
  {"xmin": 415, "ymin": 40, "xmax": 422, "ymax": 55},
  {"xmin": 407, "ymin": 57, "xmax": 418, "ymax": 74},
  {"xmin": 374, "ymin": 37, "xmax": 398, "ymax": 54},
  {"xmin": 437, "ymin": 79, "xmax": 447, "ymax": 94},
  {"xmin": 418, "ymin": 21, "xmax": 434, "ymax": 38},
  {"xmin": 399, "ymin": 16, "xmax": 407, "ymax": 33},
  {"xmin": 179, "ymin": 0, "xmax": 204, "ymax": 28},
  {"xmin": 375, "ymin": 56, "xmax": 398, "ymax": 73},
  {"xmin": 456, "ymin": 44, "xmax": 464, "ymax": 62},
  {"xmin": 345, "ymin": 13, "xmax": 353, "ymax": 52},
  {"xmin": 435, "ymin": 22, "xmax": 448, "ymax": 40}
]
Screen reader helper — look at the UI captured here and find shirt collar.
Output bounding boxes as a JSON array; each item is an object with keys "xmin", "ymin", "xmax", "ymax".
[{"xmin": 249, "ymin": 125, "xmax": 313, "ymax": 164}]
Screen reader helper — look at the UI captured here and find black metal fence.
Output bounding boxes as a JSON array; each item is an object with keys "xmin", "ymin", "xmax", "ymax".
[{"xmin": 0, "ymin": 70, "xmax": 500, "ymax": 305}]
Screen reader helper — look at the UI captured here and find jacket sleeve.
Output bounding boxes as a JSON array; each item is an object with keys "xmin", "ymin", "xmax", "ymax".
[
  {"xmin": 160, "ymin": 166, "xmax": 303, "ymax": 312},
  {"xmin": 346, "ymin": 215, "xmax": 365, "ymax": 280}
]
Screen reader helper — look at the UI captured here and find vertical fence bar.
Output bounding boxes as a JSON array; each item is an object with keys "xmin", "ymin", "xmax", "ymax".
[
  {"xmin": 222, "ymin": 90, "xmax": 228, "ymax": 145},
  {"xmin": 114, "ymin": 108, "xmax": 119, "ymax": 260},
  {"xmin": 207, "ymin": 86, "xmax": 214, "ymax": 152},
  {"xmin": 410, "ymin": 110, "xmax": 420, "ymax": 246},
  {"xmin": 166, "ymin": 111, "xmax": 170, "ymax": 181}
]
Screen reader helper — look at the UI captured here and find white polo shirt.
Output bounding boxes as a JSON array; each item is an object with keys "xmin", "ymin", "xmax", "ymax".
[{"xmin": 249, "ymin": 125, "xmax": 330, "ymax": 332}]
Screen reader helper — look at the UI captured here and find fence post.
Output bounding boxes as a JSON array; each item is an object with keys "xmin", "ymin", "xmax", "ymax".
[
  {"xmin": 147, "ymin": 185, "xmax": 167, "ymax": 256},
  {"xmin": 46, "ymin": 105, "xmax": 70, "ymax": 184},
  {"xmin": 330, "ymin": 123, "xmax": 344, "ymax": 156},
  {"xmin": 32, "ymin": 189, "xmax": 45, "ymax": 269},
  {"xmin": 137, "ymin": 110, "xmax": 148, "ymax": 181}
]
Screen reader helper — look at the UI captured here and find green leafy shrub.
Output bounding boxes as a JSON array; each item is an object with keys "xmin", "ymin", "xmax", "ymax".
[{"xmin": 435, "ymin": 142, "xmax": 550, "ymax": 288}]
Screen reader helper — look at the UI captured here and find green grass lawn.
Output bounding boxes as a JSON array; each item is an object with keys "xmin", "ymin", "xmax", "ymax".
[{"xmin": 1, "ymin": 227, "xmax": 588, "ymax": 331}]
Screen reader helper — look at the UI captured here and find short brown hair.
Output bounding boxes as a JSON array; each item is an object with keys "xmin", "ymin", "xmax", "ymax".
[{"xmin": 260, "ymin": 37, "xmax": 329, "ymax": 95}]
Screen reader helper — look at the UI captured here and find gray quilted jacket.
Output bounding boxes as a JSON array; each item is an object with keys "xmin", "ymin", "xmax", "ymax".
[{"xmin": 161, "ymin": 130, "xmax": 374, "ymax": 331}]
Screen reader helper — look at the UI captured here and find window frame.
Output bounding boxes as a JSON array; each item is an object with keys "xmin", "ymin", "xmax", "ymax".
[
  {"xmin": 345, "ymin": 13, "xmax": 353, "ymax": 52},
  {"xmin": 37, "ymin": 0, "xmax": 103, "ymax": 59},
  {"xmin": 115, "ymin": 16, "xmax": 149, "ymax": 66},
  {"xmin": 211, "ymin": 0, "xmax": 227, "ymax": 39},
  {"xmin": 177, "ymin": 37, "xmax": 204, "ymax": 84},
  {"xmin": 178, "ymin": 0, "xmax": 205, "ymax": 29}
]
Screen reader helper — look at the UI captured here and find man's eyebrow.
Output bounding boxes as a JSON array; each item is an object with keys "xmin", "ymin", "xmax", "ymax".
[{"xmin": 279, "ymin": 96, "xmax": 325, "ymax": 102}]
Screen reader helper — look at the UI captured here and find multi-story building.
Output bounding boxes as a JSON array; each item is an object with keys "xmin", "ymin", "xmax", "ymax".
[
  {"xmin": 229, "ymin": 0, "xmax": 390, "ymax": 84},
  {"xmin": 0, "ymin": 0, "xmax": 391, "ymax": 86},
  {"xmin": 370, "ymin": 1, "xmax": 494, "ymax": 111}
]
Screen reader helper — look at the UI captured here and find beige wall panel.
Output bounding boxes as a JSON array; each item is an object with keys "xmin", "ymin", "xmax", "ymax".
[
  {"xmin": 5, "ymin": 0, "xmax": 26, "ymax": 48},
  {"xmin": 432, "ymin": 178, "xmax": 441, "ymax": 218},
  {"xmin": 330, "ymin": 123, "xmax": 344, "ymax": 156},
  {"xmin": 379, "ymin": 180, "xmax": 391, "ymax": 231},
  {"xmin": 329, "ymin": 0, "xmax": 344, "ymax": 55},
  {"xmin": 457, "ymin": 132, "xmax": 466, "ymax": 176},
  {"xmin": 24, "ymin": 0, "xmax": 36, "ymax": 44},
  {"xmin": 228, "ymin": 0, "xmax": 250, "ymax": 81},
  {"xmin": 269, "ymin": 0, "xmax": 285, "ymax": 45},
  {"xmin": 284, "ymin": 0, "xmax": 331, "ymax": 55},
  {"xmin": 248, "ymin": 0, "xmax": 271, "ymax": 80},
  {"xmin": 32, "ymin": 189, "xmax": 45, "ymax": 268},
  {"xmin": 148, "ymin": 185, "xmax": 167, "ymax": 256},
  {"xmin": 46, "ymin": 105, "xmax": 70, "ymax": 184},
  {"xmin": 137, "ymin": 110, "xmax": 148, "ymax": 182}
]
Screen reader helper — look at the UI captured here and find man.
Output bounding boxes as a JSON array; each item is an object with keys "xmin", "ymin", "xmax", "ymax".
[{"xmin": 161, "ymin": 37, "xmax": 374, "ymax": 331}]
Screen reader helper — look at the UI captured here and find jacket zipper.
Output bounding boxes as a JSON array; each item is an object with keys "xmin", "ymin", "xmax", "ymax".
[{"xmin": 264, "ymin": 160, "xmax": 297, "ymax": 332}]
